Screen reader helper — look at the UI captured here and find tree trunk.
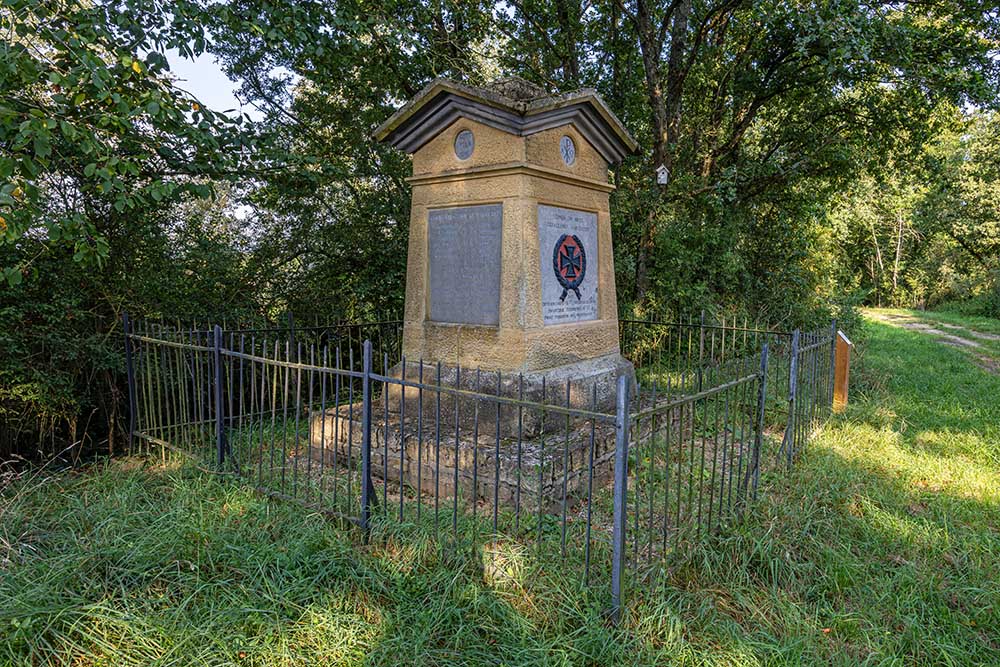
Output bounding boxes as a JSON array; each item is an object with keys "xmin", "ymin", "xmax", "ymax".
[
  {"xmin": 555, "ymin": 0, "xmax": 581, "ymax": 85},
  {"xmin": 633, "ymin": 2, "xmax": 674, "ymax": 302},
  {"xmin": 870, "ymin": 219, "xmax": 885, "ymax": 287},
  {"xmin": 892, "ymin": 211, "xmax": 904, "ymax": 301},
  {"xmin": 664, "ymin": 0, "xmax": 691, "ymax": 171}
]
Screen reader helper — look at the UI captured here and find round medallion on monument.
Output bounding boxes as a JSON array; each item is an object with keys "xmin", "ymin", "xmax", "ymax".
[
  {"xmin": 454, "ymin": 129, "xmax": 474, "ymax": 160},
  {"xmin": 559, "ymin": 135, "xmax": 576, "ymax": 165}
]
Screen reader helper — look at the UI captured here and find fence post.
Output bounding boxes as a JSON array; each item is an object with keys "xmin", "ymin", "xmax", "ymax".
[
  {"xmin": 698, "ymin": 310, "xmax": 705, "ymax": 391},
  {"xmin": 286, "ymin": 311, "xmax": 296, "ymax": 351},
  {"xmin": 752, "ymin": 344, "xmax": 769, "ymax": 500},
  {"xmin": 610, "ymin": 374, "xmax": 631, "ymax": 623},
  {"xmin": 360, "ymin": 339, "xmax": 376, "ymax": 541},
  {"xmin": 213, "ymin": 324, "xmax": 227, "ymax": 468},
  {"xmin": 783, "ymin": 330, "xmax": 799, "ymax": 465},
  {"xmin": 123, "ymin": 312, "xmax": 137, "ymax": 454},
  {"xmin": 828, "ymin": 319, "xmax": 837, "ymax": 410}
]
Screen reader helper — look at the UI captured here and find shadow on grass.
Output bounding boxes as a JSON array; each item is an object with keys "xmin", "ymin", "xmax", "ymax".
[
  {"xmin": 627, "ymin": 317, "xmax": 1000, "ymax": 665},
  {"xmin": 2, "ymin": 317, "xmax": 998, "ymax": 666},
  {"xmin": 1, "ymin": 458, "xmax": 630, "ymax": 665}
]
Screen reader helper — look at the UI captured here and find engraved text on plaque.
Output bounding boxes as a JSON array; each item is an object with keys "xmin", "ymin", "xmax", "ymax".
[
  {"xmin": 428, "ymin": 204, "xmax": 503, "ymax": 326},
  {"xmin": 538, "ymin": 205, "xmax": 598, "ymax": 325}
]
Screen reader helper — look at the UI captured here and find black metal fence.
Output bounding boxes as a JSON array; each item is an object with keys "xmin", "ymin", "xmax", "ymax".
[{"xmin": 122, "ymin": 314, "xmax": 835, "ymax": 619}]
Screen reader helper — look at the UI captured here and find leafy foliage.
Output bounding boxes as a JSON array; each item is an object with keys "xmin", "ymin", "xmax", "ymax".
[
  {"xmin": 0, "ymin": 1, "xmax": 261, "ymax": 456},
  {"xmin": 1, "ymin": 0, "xmax": 998, "ymax": 457},
  {"xmin": 0, "ymin": 0, "xmax": 251, "ymax": 276},
  {"xmin": 831, "ymin": 110, "xmax": 1000, "ymax": 315}
]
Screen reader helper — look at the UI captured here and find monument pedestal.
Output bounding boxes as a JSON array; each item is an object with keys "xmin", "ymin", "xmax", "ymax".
[
  {"xmin": 386, "ymin": 351, "xmax": 634, "ymax": 438},
  {"xmin": 309, "ymin": 400, "xmax": 620, "ymax": 514}
]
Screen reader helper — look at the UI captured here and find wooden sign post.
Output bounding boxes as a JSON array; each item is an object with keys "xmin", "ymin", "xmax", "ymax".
[{"xmin": 833, "ymin": 331, "xmax": 853, "ymax": 413}]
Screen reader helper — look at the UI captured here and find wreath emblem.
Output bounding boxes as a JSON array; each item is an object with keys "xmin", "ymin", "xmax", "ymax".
[{"xmin": 552, "ymin": 234, "xmax": 587, "ymax": 301}]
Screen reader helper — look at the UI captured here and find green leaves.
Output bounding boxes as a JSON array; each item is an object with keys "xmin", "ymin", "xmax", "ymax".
[
  {"xmin": 829, "ymin": 106, "xmax": 1000, "ymax": 311},
  {"xmin": 0, "ymin": 0, "xmax": 251, "ymax": 276},
  {"xmin": 2, "ymin": 266, "xmax": 22, "ymax": 288},
  {"xmin": 32, "ymin": 135, "xmax": 50, "ymax": 159}
]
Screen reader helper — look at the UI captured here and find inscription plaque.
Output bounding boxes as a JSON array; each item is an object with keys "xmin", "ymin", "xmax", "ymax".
[
  {"xmin": 538, "ymin": 205, "xmax": 598, "ymax": 325},
  {"xmin": 429, "ymin": 204, "xmax": 503, "ymax": 326}
]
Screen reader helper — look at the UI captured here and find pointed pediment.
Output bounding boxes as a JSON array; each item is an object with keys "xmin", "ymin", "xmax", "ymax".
[{"xmin": 375, "ymin": 77, "xmax": 637, "ymax": 165}]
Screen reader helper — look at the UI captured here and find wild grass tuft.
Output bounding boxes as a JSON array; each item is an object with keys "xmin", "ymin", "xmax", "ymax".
[{"xmin": 2, "ymin": 310, "xmax": 998, "ymax": 665}]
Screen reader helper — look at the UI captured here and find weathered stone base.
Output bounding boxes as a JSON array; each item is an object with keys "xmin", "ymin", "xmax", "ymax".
[
  {"xmin": 308, "ymin": 400, "xmax": 619, "ymax": 513},
  {"xmin": 385, "ymin": 353, "xmax": 635, "ymax": 439}
]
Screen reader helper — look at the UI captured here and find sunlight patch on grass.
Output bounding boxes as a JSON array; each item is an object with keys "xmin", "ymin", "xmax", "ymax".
[
  {"xmin": 281, "ymin": 599, "xmax": 383, "ymax": 663},
  {"xmin": 820, "ymin": 420, "xmax": 1000, "ymax": 505},
  {"xmin": 366, "ymin": 538, "xmax": 427, "ymax": 576},
  {"xmin": 480, "ymin": 539, "xmax": 528, "ymax": 588},
  {"xmin": 853, "ymin": 493, "xmax": 943, "ymax": 552},
  {"xmin": 3, "ymin": 311, "xmax": 999, "ymax": 665}
]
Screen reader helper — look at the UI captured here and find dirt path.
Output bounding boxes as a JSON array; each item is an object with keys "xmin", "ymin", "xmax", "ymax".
[
  {"xmin": 867, "ymin": 311, "xmax": 1000, "ymax": 375},
  {"xmin": 933, "ymin": 322, "xmax": 1000, "ymax": 342}
]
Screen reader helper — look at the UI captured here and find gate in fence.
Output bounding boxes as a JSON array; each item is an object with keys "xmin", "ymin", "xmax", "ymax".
[{"xmin": 123, "ymin": 313, "xmax": 836, "ymax": 619}]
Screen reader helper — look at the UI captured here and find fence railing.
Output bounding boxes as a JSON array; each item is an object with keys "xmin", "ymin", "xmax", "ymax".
[
  {"xmin": 122, "ymin": 313, "xmax": 836, "ymax": 619},
  {"xmin": 620, "ymin": 317, "xmax": 836, "ymax": 460}
]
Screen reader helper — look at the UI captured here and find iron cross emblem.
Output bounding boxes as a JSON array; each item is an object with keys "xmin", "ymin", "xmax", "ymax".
[{"xmin": 552, "ymin": 234, "xmax": 587, "ymax": 301}]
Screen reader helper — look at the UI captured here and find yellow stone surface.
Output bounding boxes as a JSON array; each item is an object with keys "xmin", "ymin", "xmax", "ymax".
[
  {"xmin": 400, "ymin": 117, "xmax": 623, "ymax": 372},
  {"xmin": 524, "ymin": 125, "xmax": 608, "ymax": 183},
  {"xmin": 412, "ymin": 122, "xmax": 525, "ymax": 176}
]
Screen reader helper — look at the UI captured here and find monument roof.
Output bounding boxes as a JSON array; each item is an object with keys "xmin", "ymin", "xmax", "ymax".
[{"xmin": 374, "ymin": 76, "xmax": 638, "ymax": 164}]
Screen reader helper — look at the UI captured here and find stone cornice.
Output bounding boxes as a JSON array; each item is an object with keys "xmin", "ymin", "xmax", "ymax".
[{"xmin": 406, "ymin": 161, "xmax": 616, "ymax": 193}]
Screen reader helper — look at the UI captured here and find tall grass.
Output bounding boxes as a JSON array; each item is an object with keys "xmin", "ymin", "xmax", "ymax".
[{"xmin": 2, "ymin": 312, "xmax": 998, "ymax": 665}]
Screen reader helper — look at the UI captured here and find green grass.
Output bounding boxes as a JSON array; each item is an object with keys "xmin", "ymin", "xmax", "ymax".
[
  {"xmin": 2, "ymin": 312, "xmax": 998, "ymax": 665},
  {"xmin": 926, "ymin": 296, "xmax": 1000, "ymax": 329}
]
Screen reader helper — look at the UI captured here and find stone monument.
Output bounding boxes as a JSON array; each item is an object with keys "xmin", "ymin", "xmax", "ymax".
[
  {"xmin": 309, "ymin": 77, "xmax": 639, "ymax": 510},
  {"xmin": 374, "ymin": 76, "xmax": 638, "ymax": 412}
]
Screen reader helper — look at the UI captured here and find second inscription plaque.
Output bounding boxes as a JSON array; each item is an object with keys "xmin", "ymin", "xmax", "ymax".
[{"xmin": 538, "ymin": 205, "xmax": 598, "ymax": 325}]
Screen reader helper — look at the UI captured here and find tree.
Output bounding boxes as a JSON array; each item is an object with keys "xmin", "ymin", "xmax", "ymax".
[
  {"xmin": 830, "ymin": 109, "xmax": 1000, "ymax": 313},
  {"xmin": 0, "ymin": 0, "xmax": 252, "ymax": 282},
  {"xmin": 0, "ymin": 1, "xmax": 257, "ymax": 457},
  {"xmin": 198, "ymin": 0, "xmax": 497, "ymax": 319},
  {"xmin": 916, "ymin": 111, "xmax": 1000, "ymax": 312},
  {"xmin": 498, "ymin": 0, "xmax": 1000, "ymax": 305}
]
